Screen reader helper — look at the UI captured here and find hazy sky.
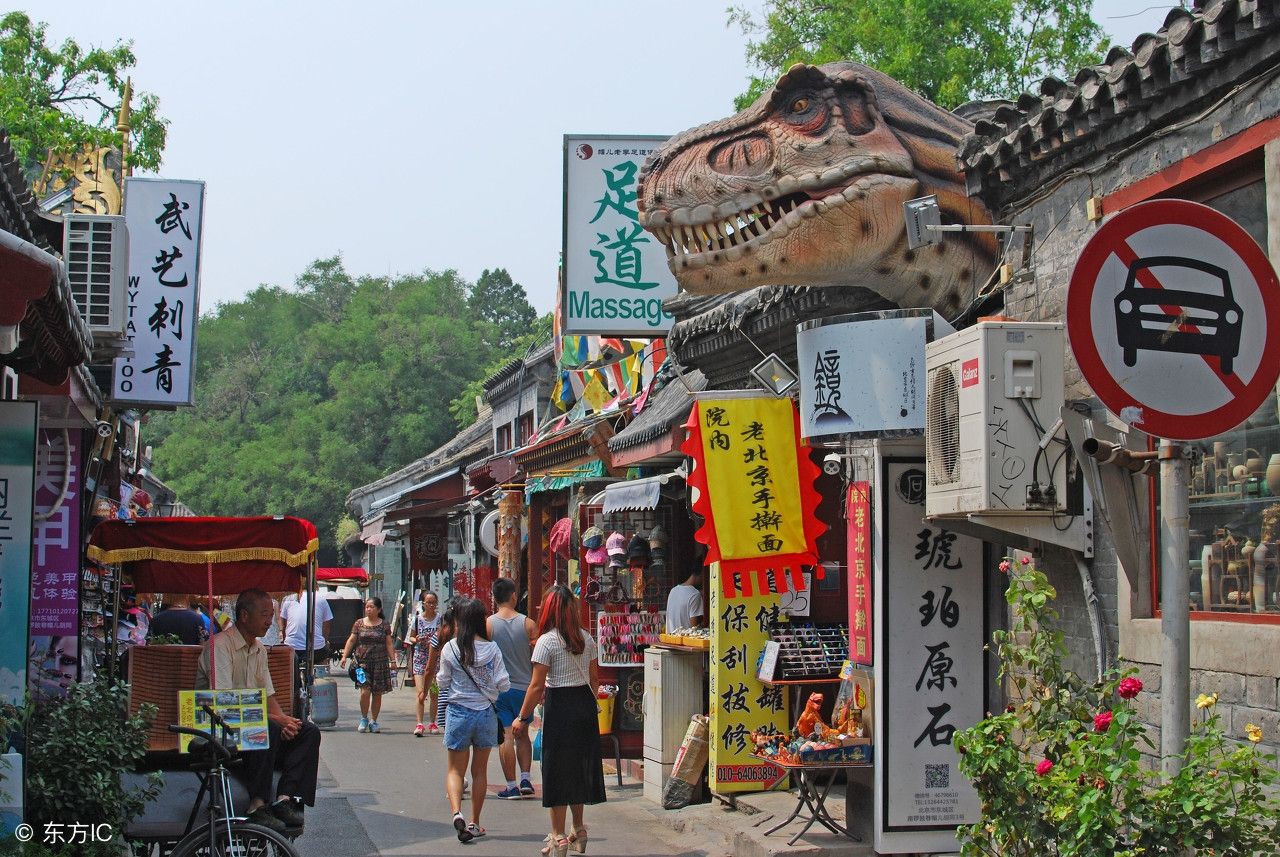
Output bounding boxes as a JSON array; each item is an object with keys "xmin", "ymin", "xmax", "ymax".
[{"xmin": 30, "ymin": 1, "xmax": 1175, "ymax": 316}]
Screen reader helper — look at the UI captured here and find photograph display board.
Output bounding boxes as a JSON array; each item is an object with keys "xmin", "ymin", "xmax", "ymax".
[
  {"xmin": 881, "ymin": 459, "xmax": 982, "ymax": 833},
  {"xmin": 178, "ymin": 688, "xmax": 270, "ymax": 753}
]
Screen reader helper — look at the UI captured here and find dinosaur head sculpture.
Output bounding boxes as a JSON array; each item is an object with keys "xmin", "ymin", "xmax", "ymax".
[{"xmin": 638, "ymin": 62, "xmax": 996, "ymax": 317}]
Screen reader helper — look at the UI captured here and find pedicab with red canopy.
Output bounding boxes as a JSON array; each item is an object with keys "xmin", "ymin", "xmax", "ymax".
[{"xmin": 85, "ymin": 515, "xmax": 319, "ymax": 854}]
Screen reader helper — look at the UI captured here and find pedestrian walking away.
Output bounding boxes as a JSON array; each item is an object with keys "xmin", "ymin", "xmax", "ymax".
[
  {"xmin": 423, "ymin": 603, "xmax": 458, "ymax": 735},
  {"xmin": 436, "ymin": 597, "xmax": 510, "ymax": 843},
  {"xmin": 488, "ymin": 577, "xmax": 538, "ymax": 798},
  {"xmin": 408, "ymin": 590, "xmax": 442, "ymax": 736},
  {"xmin": 338, "ymin": 597, "xmax": 397, "ymax": 734},
  {"xmin": 512, "ymin": 585, "xmax": 606, "ymax": 857}
]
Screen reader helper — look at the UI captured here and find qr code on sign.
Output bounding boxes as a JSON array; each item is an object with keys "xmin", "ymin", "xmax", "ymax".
[{"xmin": 925, "ymin": 764, "xmax": 950, "ymax": 789}]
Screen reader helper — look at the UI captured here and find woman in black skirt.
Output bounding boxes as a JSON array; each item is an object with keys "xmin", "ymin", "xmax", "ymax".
[{"xmin": 512, "ymin": 585, "xmax": 604, "ymax": 856}]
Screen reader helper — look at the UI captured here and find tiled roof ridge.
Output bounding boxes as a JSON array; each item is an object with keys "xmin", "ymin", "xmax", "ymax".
[
  {"xmin": 0, "ymin": 128, "xmax": 45, "ymax": 248},
  {"xmin": 960, "ymin": 0, "xmax": 1280, "ymax": 207}
]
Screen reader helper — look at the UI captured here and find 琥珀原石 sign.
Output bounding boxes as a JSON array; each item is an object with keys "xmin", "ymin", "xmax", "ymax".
[
  {"xmin": 114, "ymin": 178, "xmax": 205, "ymax": 407},
  {"xmin": 796, "ymin": 309, "xmax": 954, "ymax": 440},
  {"xmin": 1067, "ymin": 198, "xmax": 1280, "ymax": 441},
  {"xmin": 563, "ymin": 135, "xmax": 676, "ymax": 336}
]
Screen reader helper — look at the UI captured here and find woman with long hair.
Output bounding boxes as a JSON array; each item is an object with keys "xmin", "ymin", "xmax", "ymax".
[
  {"xmin": 511, "ymin": 585, "xmax": 605, "ymax": 856},
  {"xmin": 436, "ymin": 597, "xmax": 510, "ymax": 843},
  {"xmin": 408, "ymin": 590, "xmax": 442, "ymax": 736},
  {"xmin": 338, "ymin": 596, "xmax": 397, "ymax": 734}
]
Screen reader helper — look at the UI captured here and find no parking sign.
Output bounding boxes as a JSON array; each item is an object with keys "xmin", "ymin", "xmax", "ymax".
[{"xmin": 1067, "ymin": 199, "xmax": 1280, "ymax": 440}]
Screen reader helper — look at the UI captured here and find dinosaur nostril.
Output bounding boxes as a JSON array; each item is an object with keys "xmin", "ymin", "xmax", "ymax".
[{"xmin": 707, "ymin": 133, "xmax": 774, "ymax": 177}]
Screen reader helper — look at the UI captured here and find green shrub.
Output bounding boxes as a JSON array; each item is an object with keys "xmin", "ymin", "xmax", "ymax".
[{"xmin": 955, "ymin": 558, "xmax": 1280, "ymax": 856}]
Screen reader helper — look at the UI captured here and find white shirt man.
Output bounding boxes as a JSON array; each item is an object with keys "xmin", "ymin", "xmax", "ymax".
[
  {"xmin": 280, "ymin": 594, "xmax": 333, "ymax": 653},
  {"xmin": 665, "ymin": 570, "xmax": 706, "ymax": 633}
]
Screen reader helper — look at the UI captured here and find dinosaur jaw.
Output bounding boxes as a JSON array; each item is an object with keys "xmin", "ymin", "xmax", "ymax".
[{"xmin": 642, "ymin": 169, "xmax": 916, "ymax": 288}]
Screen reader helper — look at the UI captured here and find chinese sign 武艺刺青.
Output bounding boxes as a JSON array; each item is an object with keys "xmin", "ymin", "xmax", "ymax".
[
  {"xmin": 114, "ymin": 178, "xmax": 205, "ymax": 406},
  {"xmin": 682, "ymin": 397, "xmax": 825, "ymax": 601},
  {"xmin": 882, "ymin": 460, "xmax": 981, "ymax": 831},
  {"xmin": 563, "ymin": 136, "xmax": 677, "ymax": 336},
  {"xmin": 708, "ymin": 562, "xmax": 789, "ymax": 793},
  {"xmin": 847, "ymin": 481, "xmax": 872, "ymax": 665}
]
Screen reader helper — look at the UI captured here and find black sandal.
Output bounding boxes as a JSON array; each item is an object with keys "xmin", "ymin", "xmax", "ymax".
[{"xmin": 454, "ymin": 814, "xmax": 474, "ymax": 843}]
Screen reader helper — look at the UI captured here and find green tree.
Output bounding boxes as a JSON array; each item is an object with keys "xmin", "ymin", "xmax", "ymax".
[
  {"xmin": 449, "ymin": 311, "xmax": 554, "ymax": 428},
  {"xmin": 469, "ymin": 268, "xmax": 538, "ymax": 350},
  {"xmin": 728, "ymin": 0, "xmax": 1107, "ymax": 110},
  {"xmin": 0, "ymin": 11, "xmax": 167, "ymax": 172}
]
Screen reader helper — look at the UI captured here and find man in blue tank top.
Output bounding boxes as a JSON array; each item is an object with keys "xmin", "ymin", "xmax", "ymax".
[{"xmin": 488, "ymin": 578, "xmax": 537, "ymax": 799}]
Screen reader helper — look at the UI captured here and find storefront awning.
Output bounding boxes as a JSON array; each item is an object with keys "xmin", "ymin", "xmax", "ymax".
[
  {"xmin": 524, "ymin": 459, "xmax": 607, "ymax": 499},
  {"xmin": 602, "ymin": 468, "xmax": 685, "ymax": 513},
  {"xmin": 368, "ymin": 467, "xmax": 460, "ymax": 512}
]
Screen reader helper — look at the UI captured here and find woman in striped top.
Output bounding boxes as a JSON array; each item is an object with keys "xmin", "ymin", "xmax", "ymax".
[{"xmin": 512, "ymin": 585, "xmax": 605, "ymax": 856}]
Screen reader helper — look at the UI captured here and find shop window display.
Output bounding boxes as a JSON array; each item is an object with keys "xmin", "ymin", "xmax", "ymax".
[{"xmin": 1153, "ymin": 176, "xmax": 1280, "ymax": 619}]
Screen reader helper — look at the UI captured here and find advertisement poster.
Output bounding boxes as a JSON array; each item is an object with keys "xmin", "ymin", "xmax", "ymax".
[
  {"xmin": 708, "ymin": 562, "xmax": 789, "ymax": 793},
  {"xmin": 0, "ymin": 401, "xmax": 37, "ymax": 707},
  {"xmin": 114, "ymin": 177, "xmax": 205, "ymax": 406},
  {"xmin": 28, "ymin": 429, "xmax": 83, "ymax": 700},
  {"xmin": 882, "ymin": 459, "xmax": 982, "ymax": 831},
  {"xmin": 562, "ymin": 135, "xmax": 676, "ymax": 335},
  {"xmin": 178, "ymin": 688, "xmax": 269, "ymax": 753},
  {"xmin": 409, "ymin": 517, "xmax": 449, "ymax": 575}
]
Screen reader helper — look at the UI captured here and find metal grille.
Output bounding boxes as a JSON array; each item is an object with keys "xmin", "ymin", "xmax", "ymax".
[
  {"xmin": 65, "ymin": 217, "xmax": 118, "ymax": 329},
  {"xmin": 926, "ymin": 363, "xmax": 961, "ymax": 486}
]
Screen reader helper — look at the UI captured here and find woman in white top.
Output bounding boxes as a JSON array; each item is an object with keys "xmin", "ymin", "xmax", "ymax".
[
  {"xmin": 435, "ymin": 597, "xmax": 510, "ymax": 843},
  {"xmin": 407, "ymin": 590, "xmax": 442, "ymax": 736},
  {"xmin": 512, "ymin": 585, "xmax": 606, "ymax": 857}
]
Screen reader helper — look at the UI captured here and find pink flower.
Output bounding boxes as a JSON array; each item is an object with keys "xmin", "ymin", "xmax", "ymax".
[
  {"xmin": 1035, "ymin": 759, "xmax": 1053, "ymax": 776},
  {"xmin": 1093, "ymin": 711, "xmax": 1113, "ymax": 733},
  {"xmin": 1020, "ymin": 556, "xmax": 1031, "ymax": 565},
  {"xmin": 1117, "ymin": 677, "xmax": 1143, "ymax": 700},
  {"xmin": 999, "ymin": 560, "xmax": 1011, "ymax": 573}
]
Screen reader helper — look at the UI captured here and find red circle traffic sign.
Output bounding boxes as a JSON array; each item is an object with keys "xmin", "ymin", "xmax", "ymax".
[{"xmin": 1067, "ymin": 198, "xmax": 1280, "ymax": 441}]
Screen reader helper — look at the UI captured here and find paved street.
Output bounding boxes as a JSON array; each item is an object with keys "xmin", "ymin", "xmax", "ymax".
[{"xmin": 297, "ymin": 675, "xmax": 721, "ymax": 857}]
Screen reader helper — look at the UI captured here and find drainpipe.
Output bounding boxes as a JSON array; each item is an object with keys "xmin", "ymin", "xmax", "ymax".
[{"xmin": 1159, "ymin": 439, "xmax": 1190, "ymax": 778}]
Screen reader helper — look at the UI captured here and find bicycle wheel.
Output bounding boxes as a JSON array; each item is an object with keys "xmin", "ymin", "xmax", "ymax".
[{"xmin": 169, "ymin": 822, "xmax": 300, "ymax": 857}]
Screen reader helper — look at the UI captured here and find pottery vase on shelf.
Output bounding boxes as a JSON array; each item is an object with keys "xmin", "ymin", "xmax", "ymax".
[
  {"xmin": 1252, "ymin": 540, "xmax": 1274, "ymax": 614},
  {"xmin": 1200, "ymin": 543, "xmax": 1216, "ymax": 610},
  {"xmin": 1267, "ymin": 454, "xmax": 1280, "ymax": 497},
  {"xmin": 1245, "ymin": 448, "xmax": 1264, "ymax": 476}
]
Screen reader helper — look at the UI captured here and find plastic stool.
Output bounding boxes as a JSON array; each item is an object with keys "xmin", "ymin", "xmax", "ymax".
[{"xmin": 602, "ymin": 733, "xmax": 622, "ymax": 787}]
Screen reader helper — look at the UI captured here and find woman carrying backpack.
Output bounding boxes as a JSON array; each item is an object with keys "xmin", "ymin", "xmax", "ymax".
[{"xmin": 436, "ymin": 597, "xmax": 510, "ymax": 843}]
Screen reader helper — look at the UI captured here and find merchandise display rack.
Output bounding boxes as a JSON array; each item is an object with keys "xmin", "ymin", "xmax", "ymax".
[{"xmin": 768, "ymin": 622, "xmax": 849, "ymax": 681}]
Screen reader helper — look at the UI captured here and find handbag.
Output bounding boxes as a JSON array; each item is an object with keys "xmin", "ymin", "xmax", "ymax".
[{"xmin": 453, "ymin": 645, "xmax": 504, "ymax": 744}]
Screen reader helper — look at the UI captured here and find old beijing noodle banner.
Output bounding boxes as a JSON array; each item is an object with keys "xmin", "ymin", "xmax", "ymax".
[{"xmin": 682, "ymin": 397, "xmax": 825, "ymax": 598}]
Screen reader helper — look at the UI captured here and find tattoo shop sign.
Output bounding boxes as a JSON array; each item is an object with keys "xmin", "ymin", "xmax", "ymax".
[
  {"xmin": 562, "ymin": 135, "xmax": 676, "ymax": 336},
  {"xmin": 796, "ymin": 309, "xmax": 953, "ymax": 440},
  {"xmin": 708, "ymin": 561, "xmax": 789, "ymax": 793},
  {"xmin": 881, "ymin": 459, "xmax": 981, "ymax": 833},
  {"xmin": 681, "ymin": 396, "xmax": 826, "ymax": 601},
  {"xmin": 114, "ymin": 178, "xmax": 205, "ymax": 406}
]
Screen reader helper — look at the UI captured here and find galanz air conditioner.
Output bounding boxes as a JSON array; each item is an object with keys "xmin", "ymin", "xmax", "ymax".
[{"xmin": 924, "ymin": 321, "xmax": 1066, "ymax": 518}]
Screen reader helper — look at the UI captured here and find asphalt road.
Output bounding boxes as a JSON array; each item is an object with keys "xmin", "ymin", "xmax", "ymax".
[{"xmin": 296, "ymin": 674, "xmax": 720, "ymax": 857}]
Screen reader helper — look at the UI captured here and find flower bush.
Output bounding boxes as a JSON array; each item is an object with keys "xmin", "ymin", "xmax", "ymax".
[{"xmin": 954, "ymin": 558, "xmax": 1280, "ymax": 856}]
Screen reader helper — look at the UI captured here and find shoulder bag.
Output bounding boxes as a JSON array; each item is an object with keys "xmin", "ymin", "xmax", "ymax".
[{"xmin": 453, "ymin": 644, "xmax": 504, "ymax": 745}]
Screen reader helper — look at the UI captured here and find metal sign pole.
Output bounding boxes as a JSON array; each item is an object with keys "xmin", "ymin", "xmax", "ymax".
[{"xmin": 1158, "ymin": 439, "xmax": 1190, "ymax": 777}]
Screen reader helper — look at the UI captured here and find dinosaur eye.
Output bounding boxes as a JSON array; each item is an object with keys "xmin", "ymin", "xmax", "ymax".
[{"xmin": 790, "ymin": 97, "xmax": 809, "ymax": 114}]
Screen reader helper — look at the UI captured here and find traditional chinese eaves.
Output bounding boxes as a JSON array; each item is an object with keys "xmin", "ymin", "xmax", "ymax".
[
  {"xmin": 514, "ymin": 415, "xmax": 614, "ymax": 474},
  {"xmin": 482, "ymin": 343, "xmax": 556, "ymax": 401},
  {"xmin": 608, "ymin": 368, "xmax": 707, "ymax": 452},
  {"xmin": 665, "ymin": 286, "xmax": 893, "ymax": 390},
  {"xmin": 959, "ymin": 0, "xmax": 1280, "ymax": 211}
]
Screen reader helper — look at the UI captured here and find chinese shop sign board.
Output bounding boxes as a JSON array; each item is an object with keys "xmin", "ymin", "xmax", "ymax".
[
  {"xmin": 708, "ymin": 561, "xmax": 790, "ymax": 793},
  {"xmin": 796, "ymin": 309, "xmax": 953, "ymax": 440},
  {"xmin": 29, "ymin": 429, "xmax": 82, "ymax": 698},
  {"xmin": 562, "ymin": 135, "xmax": 677, "ymax": 335},
  {"xmin": 410, "ymin": 517, "xmax": 449, "ymax": 574},
  {"xmin": 0, "ymin": 401, "xmax": 37, "ymax": 706},
  {"xmin": 1067, "ymin": 199, "xmax": 1280, "ymax": 440},
  {"xmin": 847, "ymin": 481, "xmax": 872, "ymax": 665},
  {"xmin": 114, "ymin": 178, "xmax": 205, "ymax": 407},
  {"xmin": 879, "ymin": 458, "xmax": 981, "ymax": 843},
  {"xmin": 682, "ymin": 396, "xmax": 826, "ymax": 600}
]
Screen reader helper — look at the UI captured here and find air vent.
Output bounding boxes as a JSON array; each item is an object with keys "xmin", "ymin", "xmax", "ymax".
[
  {"xmin": 926, "ymin": 363, "xmax": 960, "ymax": 486},
  {"xmin": 63, "ymin": 214, "xmax": 128, "ymax": 338}
]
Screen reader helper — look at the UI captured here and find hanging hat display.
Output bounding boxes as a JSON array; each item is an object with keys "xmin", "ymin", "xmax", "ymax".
[
  {"xmin": 627, "ymin": 533, "xmax": 651, "ymax": 565},
  {"xmin": 581, "ymin": 526, "xmax": 605, "ymax": 549},
  {"xmin": 548, "ymin": 517, "xmax": 572, "ymax": 559},
  {"xmin": 647, "ymin": 525, "xmax": 667, "ymax": 549},
  {"xmin": 606, "ymin": 531, "xmax": 627, "ymax": 568}
]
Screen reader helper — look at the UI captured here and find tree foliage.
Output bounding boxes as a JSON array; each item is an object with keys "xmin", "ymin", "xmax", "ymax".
[
  {"xmin": 145, "ymin": 256, "xmax": 538, "ymax": 564},
  {"xmin": 449, "ymin": 311, "xmax": 554, "ymax": 429},
  {"xmin": 470, "ymin": 268, "xmax": 540, "ymax": 350},
  {"xmin": 728, "ymin": 0, "xmax": 1107, "ymax": 110},
  {"xmin": 0, "ymin": 11, "xmax": 168, "ymax": 173}
]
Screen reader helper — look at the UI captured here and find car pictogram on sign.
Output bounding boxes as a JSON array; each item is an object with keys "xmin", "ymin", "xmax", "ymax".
[{"xmin": 1114, "ymin": 255, "xmax": 1241, "ymax": 376}]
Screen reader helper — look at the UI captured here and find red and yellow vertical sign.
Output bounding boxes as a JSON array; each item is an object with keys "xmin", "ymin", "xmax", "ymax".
[
  {"xmin": 708, "ymin": 562, "xmax": 789, "ymax": 793},
  {"xmin": 847, "ymin": 481, "xmax": 873, "ymax": 665}
]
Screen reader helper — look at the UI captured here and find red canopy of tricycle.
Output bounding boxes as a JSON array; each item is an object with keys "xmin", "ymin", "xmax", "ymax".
[
  {"xmin": 86, "ymin": 515, "xmax": 319, "ymax": 596},
  {"xmin": 317, "ymin": 567, "xmax": 368, "ymax": 585}
]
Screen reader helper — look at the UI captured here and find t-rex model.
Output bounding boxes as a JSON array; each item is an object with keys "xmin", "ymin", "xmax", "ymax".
[{"xmin": 638, "ymin": 62, "xmax": 997, "ymax": 318}]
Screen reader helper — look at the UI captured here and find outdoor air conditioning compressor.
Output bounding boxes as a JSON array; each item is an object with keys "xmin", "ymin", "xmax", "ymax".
[
  {"xmin": 63, "ymin": 214, "xmax": 129, "ymax": 340},
  {"xmin": 924, "ymin": 321, "xmax": 1066, "ymax": 518}
]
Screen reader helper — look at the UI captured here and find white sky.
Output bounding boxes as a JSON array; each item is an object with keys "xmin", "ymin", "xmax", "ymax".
[{"xmin": 29, "ymin": 1, "xmax": 1175, "ymax": 316}]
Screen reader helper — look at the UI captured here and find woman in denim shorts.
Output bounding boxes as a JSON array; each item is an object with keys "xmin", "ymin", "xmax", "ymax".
[{"xmin": 435, "ymin": 597, "xmax": 510, "ymax": 843}]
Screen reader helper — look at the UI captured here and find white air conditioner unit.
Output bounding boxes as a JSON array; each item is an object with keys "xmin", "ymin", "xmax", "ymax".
[
  {"xmin": 63, "ymin": 214, "xmax": 129, "ymax": 339},
  {"xmin": 925, "ymin": 321, "xmax": 1066, "ymax": 518}
]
